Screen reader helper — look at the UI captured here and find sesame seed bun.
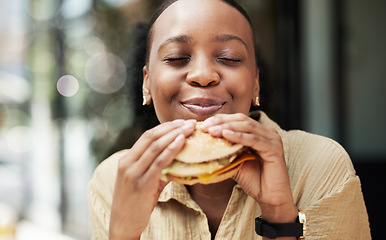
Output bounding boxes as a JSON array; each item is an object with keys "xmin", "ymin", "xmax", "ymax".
[
  {"xmin": 163, "ymin": 122, "xmax": 256, "ymax": 185},
  {"xmin": 174, "ymin": 122, "xmax": 244, "ymax": 163}
]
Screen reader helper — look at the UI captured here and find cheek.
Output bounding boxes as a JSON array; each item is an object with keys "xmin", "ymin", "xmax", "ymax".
[
  {"xmin": 225, "ymin": 70, "xmax": 256, "ymax": 112},
  {"xmin": 149, "ymin": 69, "xmax": 180, "ymax": 100},
  {"xmin": 226, "ymin": 70, "xmax": 255, "ymax": 96},
  {"xmin": 148, "ymin": 69, "xmax": 182, "ymax": 119},
  {"xmin": 234, "ymin": 86, "xmax": 254, "ymax": 110}
]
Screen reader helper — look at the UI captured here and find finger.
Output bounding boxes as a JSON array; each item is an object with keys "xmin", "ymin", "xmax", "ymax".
[
  {"xmin": 222, "ymin": 128, "xmax": 283, "ymax": 157},
  {"xmin": 142, "ymin": 133, "xmax": 186, "ymax": 184},
  {"xmin": 131, "ymin": 123, "xmax": 195, "ymax": 177},
  {"xmin": 200, "ymin": 113, "xmax": 246, "ymax": 130},
  {"xmin": 221, "ymin": 128, "xmax": 264, "ymax": 149},
  {"xmin": 202, "ymin": 114, "xmax": 273, "ymax": 140},
  {"xmin": 202, "ymin": 114, "xmax": 284, "ymax": 159},
  {"xmin": 200, "ymin": 113, "xmax": 246, "ymax": 137},
  {"xmin": 120, "ymin": 119, "xmax": 195, "ymax": 168},
  {"xmin": 133, "ymin": 119, "xmax": 189, "ymax": 153},
  {"xmin": 233, "ymin": 158, "xmax": 262, "ymax": 187}
]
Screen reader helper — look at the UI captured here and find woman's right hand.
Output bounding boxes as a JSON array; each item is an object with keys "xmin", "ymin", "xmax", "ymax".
[{"xmin": 109, "ymin": 119, "xmax": 196, "ymax": 240}]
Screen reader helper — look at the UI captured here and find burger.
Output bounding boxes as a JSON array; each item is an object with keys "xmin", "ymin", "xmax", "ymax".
[{"xmin": 162, "ymin": 122, "xmax": 256, "ymax": 185}]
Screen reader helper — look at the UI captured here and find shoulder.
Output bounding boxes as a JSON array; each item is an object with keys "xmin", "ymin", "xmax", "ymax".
[
  {"xmin": 284, "ymin": 129, "xmax": 355, "ymax": 176},
  {"xmin": 256, "ymin": 111, "xmax": 355, "ymax": 176},
  {"xmin": 283, "ymin": 129, "xmax": 358, "ymax": 206},
  {"xmin": 255, "ymin": 111, "xmax": 358, "ymax": 204},
  {"xmin": 88, "ymin": 150, "xmax": 128, "ymax": 200},
  {"xmin": 88, "ymin": 150, "xmax": 129, "ymax": 238},
  {"xmin": 92, "ymin": 150, "xmax": 128, "ymax": 182}
]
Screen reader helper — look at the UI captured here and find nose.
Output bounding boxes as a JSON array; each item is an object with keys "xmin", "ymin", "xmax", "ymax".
[{"xmin": 186, "ymin": 58, "xmax": 220, "ymax": 87}]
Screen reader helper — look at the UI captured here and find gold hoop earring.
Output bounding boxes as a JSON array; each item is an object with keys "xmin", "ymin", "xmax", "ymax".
[
  {"xmin": 255, "ymin": 97, "xmax": 260, "ymax": 106},
  {"xmin": 142, "ymin": 96, "xmax": 147, "ymax": 106}
]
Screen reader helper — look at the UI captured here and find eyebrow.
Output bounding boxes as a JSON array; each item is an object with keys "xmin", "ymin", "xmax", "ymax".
[
  {"xmin": 158, "ymin": 35, "xmax": 193, "ymax": 52},
  {"xmin": 214, "ymin": 34, "xmax": 248, "ymax": 50},
  {"xmin": 157, "ymin": 34, "xmax": 248, "ymax": 52}
]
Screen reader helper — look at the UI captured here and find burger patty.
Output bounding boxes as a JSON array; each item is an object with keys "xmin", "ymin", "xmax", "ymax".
[{"xmin": 163, "ymin": 155, "xmax": 237, "ymax": 177}]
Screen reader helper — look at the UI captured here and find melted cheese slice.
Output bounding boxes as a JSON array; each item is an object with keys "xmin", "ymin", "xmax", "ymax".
[{"xmin": 197, "ymin": 152, "xmax": 256, "ymax": 181}]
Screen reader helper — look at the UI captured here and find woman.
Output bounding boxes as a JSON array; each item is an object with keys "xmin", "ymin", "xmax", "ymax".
[{"xmin": 88, "ymin": 0, "xmax": 371, "ymax": 239}]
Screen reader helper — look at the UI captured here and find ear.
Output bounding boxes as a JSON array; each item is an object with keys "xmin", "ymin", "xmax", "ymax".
[{"xmin": 142, "ymin": 66, "xmax": 152, "ymax": 105}]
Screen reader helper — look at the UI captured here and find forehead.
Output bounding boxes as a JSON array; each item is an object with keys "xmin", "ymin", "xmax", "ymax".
[{"xmin": 150, "ymin": 0, "xmax": 254, "ymax": 47}]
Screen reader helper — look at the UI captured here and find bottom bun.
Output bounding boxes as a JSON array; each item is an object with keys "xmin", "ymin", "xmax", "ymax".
[{"xmin": 167, "ymin": 163, "xmax": 243, "ymax": 185}]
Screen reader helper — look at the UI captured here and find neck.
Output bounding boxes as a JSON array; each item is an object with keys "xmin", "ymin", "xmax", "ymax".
[
  {"xmin": 187, "ymin": 179, "xmax": 237, "ymax": 200},
  {"xmin": 187, "ymin": 179, "xmax": 237, "ymax": 238}
]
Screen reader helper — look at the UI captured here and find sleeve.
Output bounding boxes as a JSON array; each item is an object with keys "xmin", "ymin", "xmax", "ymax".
[
  {"xmin": 88, "ymin": 151, "xmax": 124, "ymax": 240},
  {"xmin": 304, "ymin": 175, "xmax": 371, "ymax": 239},
  {"xmin": 286, "ymin": 131, "xmax": 371, "ymax": 239}
]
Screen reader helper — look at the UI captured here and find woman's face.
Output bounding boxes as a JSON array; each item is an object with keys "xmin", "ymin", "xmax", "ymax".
[{"xmin": 143, "ymin": 0, "xmax": 259, "ymax": 123}]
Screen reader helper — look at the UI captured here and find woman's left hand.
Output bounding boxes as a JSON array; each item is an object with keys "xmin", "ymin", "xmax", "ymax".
[{"xmin": 200, "ymin": 113, "xmax": 298, "ymax": 223}]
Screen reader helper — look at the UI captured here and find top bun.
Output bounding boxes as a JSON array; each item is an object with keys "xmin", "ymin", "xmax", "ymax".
[{"xmin": 175, "ymin": 122, "xmax": 243, "ymax": 163}]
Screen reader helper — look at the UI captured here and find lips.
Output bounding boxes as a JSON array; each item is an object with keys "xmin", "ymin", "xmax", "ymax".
[{"xmin": 182, "ymin": 97, "xmax": 225, "ymax": 116}]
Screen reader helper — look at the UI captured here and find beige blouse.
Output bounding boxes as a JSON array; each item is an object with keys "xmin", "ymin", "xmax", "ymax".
[{"xmin": 88, "ymin": 111, "xmax": 371, "ymax": 239}]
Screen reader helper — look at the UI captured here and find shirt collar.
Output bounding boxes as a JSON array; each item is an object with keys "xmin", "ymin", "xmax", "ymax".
[
  {"xmin": 158, "ymin": 181, "xmax": 201, "ymax": 212},
  {"xmin": 159, "ymin": 181, "xmax": 245, "ymax": 213}
]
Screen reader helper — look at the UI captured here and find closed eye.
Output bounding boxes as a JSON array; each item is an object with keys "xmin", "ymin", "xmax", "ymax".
[
  {"xmin": 164, "ymin": 57, "xmax": 190, "ymax": 61},
  {"xmin": 217, "ymin": 57, "xmax": 242, "ymax": 65},
  {"xmin": 163, "ymin": 56, "xmax": 191, "ymax": 66},
  {"xmin": 218, "ymin": 57, "xmax": 241, "ymax": 62}
]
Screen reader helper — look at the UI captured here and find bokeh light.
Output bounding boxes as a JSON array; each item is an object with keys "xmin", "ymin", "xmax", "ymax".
[
  {"xmin": 57, "ymin": 75, "xmax": 79, "ymax": 97},
  {"xmin": 61, "ymin": 0, "xmax": 92, "ymax": 19},
  {"xmin": 102, "ymin": 0, "xmax": 133, "ymax": 8},
  {"xmin": 26, "ymin": 0, "xmax": 60, "ymax": 21},
  {"xmin": 0, "ymin": 71, "xmax": 30, "ymax": 104},
  {"xmin": 84, "ymin": 52, "xmax": 126, "ymax": 94},
  {"xmin": 84, "ymin": 37, "xmax": 105, "ymax": 56},
  {"xmin": 6, "ymin": 126, "xmax": 34, "ymax": 153}
]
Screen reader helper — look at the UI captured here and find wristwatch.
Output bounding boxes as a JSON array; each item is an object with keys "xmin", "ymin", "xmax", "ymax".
[{"xmin": 255, "ymin": 210, "xmax": 306, "ymax": 239}]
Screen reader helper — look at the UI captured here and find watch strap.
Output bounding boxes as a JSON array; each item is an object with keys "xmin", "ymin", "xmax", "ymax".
[{"xmin": 255, "ymin": 217, "xmax": 304, "ymax": 239}]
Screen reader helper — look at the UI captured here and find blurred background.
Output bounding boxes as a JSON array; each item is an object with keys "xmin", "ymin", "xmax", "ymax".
[{"xmin": 0, "ymin": 0, "xmax": 385, "ymax": 239}]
